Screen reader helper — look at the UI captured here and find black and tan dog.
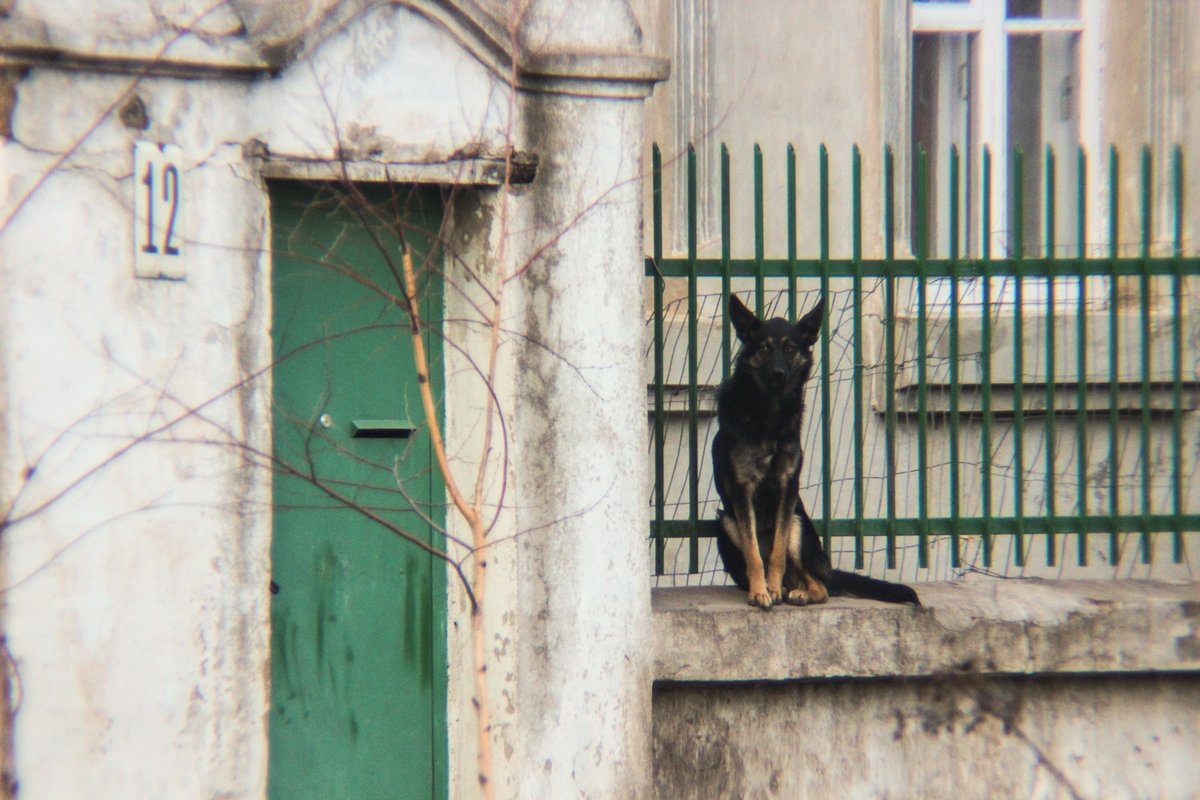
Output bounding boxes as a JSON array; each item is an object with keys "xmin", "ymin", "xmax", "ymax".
[{"xmin": 712, "ymin": 294, "xmax": 920, "ymax": 610}]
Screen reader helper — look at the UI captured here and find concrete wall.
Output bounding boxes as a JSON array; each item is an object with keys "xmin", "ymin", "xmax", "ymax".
[
  {"xmin": 652, "ymin": 580, "xmax": 1200, "ymax": 799},
  {"xmin": 656, "ymin": 674, "xmax": 1200, "ymax": 799},
  {"xmin": 1, "ymin": 1, "xmax": 664, "ymax": 797}
]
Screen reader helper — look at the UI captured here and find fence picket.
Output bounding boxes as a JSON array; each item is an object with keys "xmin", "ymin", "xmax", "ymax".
[{"xmin": 647, "ymin": 142, "xmax": 1198, "ymax": 582}]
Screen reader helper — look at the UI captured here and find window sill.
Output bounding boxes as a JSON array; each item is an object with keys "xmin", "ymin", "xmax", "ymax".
[
  {"xmin": 652, "ymin": 578, "xmax": 1200, "ymax": 684},
  {"xmin": 878, "ymin": 308, "xmax": 1200, "ymax": 415}
]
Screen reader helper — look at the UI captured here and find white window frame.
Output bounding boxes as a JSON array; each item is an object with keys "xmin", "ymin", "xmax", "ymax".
[
  {"xmin": 892, "ymin": 1, "xmax": 1141, "ymax": 402},
  {"xmin": 669, "ymin": 0, "xmax": 719, "ymax": 256},
  {"xmin": 911, "ymin": 0, "xmax": 1102, "ymax": 261}
]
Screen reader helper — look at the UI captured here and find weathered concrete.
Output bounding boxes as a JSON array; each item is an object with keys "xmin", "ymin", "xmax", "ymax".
[
  {"xmin": 507, "ymin": 97, "xmax": 652, "ymax": 799},
  {"xmin": 654, "ymin": 579, "xmax": 1200, "ymax": 682},
  {"xmin": 2, "ymin": 70, "xmax": 271, "ymax": 800},
  {"xmin": 654, "ymin": 674, "xmax": 1200, "ymax": 800},
  {"xmin": 453, "ymin": 4, "xmax": 663, "ymax": 797},
  {"xmin": 652, "ymin": 578, "xmax": 1200, "ymax": 799}
]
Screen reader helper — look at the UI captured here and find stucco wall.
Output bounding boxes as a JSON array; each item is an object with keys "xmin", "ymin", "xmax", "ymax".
[
  {"xmin": 3, "ymin": 67, "xmax": 273, "ymax": 799},
  {"xmin": 440, "ymin": 29, "xmax": 661, "ymax": 800},
  {"xmin": 637, "ymin": 0, "xmax": 896, "ymax": 262},
  {"xmin": 3, "ymin": 1, "xmax": 666, "ymax": 797},
  {"xmin": 1101, "ymin": 0, "xmax": 1200, "ymax": 253}
]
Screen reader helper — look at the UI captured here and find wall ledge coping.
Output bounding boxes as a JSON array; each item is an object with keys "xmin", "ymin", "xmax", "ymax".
[
  {"xmin": 653, "ymin": 578, "xmax": 1200, "ymax": 684},
  {"xmin": 254, "ymin": 148, "xmax": 538, "ymax": 185}
]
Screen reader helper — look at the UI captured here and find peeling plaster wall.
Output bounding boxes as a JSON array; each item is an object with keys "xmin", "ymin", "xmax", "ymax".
[
  {"xmin": 2, "ymin": 70, "xmax": 272, "ymax": 800},
  {"xmin": 440, "ymin": 186, "xmax": 520, "ymax": 799},
  {"xmin": 256, "ymin": 4, "xmax": 513, "ymax": 164},
  {"xmin": 2, "ymin": 0, "xmax": 664, "ymax": 797},
  {"xmin": 0, "ymin": 3, "xmax": 521, "ymax": 798},
  {"xmin": 438, "ymin": 13, "xmax": 659, "ymax": 800},
  {"xmin": 507, "ymin": 90, "xmax": 652, "ymax": 799}
]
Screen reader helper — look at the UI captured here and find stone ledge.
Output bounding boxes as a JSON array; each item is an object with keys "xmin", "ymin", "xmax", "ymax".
[{"xmin": 652, "ymin": 578, "xmax": 1200, "ymax": 683}]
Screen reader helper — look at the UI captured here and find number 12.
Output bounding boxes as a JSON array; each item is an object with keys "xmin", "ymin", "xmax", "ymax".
[{"xmin": 141, "ymin": 161, "xmax": 180, "ymax": 256}]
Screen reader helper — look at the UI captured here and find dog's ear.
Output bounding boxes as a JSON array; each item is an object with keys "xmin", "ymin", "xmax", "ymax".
[
  {"xmin": 795, "ymin": 296, "xmax": 825, "ymax": 347},
  {"xmin": 728, "ymin": 294, "xmax": 761, "ymax": 341}
]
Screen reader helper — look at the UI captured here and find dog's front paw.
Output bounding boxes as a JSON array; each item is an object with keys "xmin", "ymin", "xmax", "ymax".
[{"xmin": 747, "ymin": 590, "xmax": 774, "ymax": 610}]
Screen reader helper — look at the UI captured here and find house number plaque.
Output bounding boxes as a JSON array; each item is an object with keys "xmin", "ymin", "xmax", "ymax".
[{"xmin": 133, "ymin": 141, "xmax": 185, "ymax": 279}]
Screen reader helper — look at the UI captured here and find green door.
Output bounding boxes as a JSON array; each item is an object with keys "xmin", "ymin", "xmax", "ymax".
[{"xmin": 268, "ymin": 183, "xmax": 447, "ymax": 799}]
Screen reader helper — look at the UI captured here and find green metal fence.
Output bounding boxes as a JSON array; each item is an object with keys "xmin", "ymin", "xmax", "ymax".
[{"xmin": 647, "ymin": 142, "xmax": 1200, "ymax": 583}]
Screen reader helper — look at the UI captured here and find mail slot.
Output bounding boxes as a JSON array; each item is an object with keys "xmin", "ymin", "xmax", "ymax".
[{"xmin": 350, "ymin": 419, "xmax": 416, "ymax": 439}]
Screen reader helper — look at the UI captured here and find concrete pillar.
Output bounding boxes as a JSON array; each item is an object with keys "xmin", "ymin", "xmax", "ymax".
[
  {"xmin": 505, "ymin": 3, "xmax": 666, "ymax": 798},
  {"xmin": 440, "ymin": 4, "xmax": 667, "ymax": 797},
  {"xmin": 510, "ymin": 106, "xmax": 648, "ymax": 797}
]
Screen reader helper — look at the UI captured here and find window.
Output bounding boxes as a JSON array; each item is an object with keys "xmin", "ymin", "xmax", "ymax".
[
  {"xmin": 669, "ymin": 0, "xmax": 718, "ymax": 255},
  {"xmin": 912, "ymin": 0, "xmax": 1085, "ymax": 262}
]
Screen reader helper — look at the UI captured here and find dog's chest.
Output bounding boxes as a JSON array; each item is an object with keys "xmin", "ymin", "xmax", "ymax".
[{"xmin": 730, "ymin": 435, "xmax": 801, "ymax": 485}]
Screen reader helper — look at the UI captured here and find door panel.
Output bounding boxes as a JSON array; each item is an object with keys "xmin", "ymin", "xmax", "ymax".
[{"xmin": 268, "ymin": 183, "xmax": 446, "ymax": 800}]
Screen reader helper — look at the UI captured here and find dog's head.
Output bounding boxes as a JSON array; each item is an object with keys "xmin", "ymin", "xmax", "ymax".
[{"xmin": 728, "ymin": 294, "xmax": 824, "ymax": 391}]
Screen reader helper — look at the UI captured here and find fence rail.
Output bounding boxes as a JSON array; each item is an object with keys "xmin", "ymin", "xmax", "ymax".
[{"xmin": 646, "ymin": 142, "xmax": 1199, "ymax": 583}]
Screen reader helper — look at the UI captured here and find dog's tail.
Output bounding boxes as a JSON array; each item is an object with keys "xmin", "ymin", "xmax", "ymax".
[{"xmin": 826, "ymin": 570, "xmax": 921, "ymax": 606}]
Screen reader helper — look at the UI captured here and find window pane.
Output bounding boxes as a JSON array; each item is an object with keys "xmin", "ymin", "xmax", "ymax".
[
  {"xmin": 1007, "ymin": 0, "xmax": 1080, "ymax": 19},
  {"xmin": 912, "ymin": 33, "xmax": 974, "ymax": 258},
  {"xmin": 1007, "ymin": 31, "xmax": 1080, "ymax": 257}
]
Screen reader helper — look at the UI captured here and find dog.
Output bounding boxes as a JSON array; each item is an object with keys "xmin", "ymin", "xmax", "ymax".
[{"xmin": 712, "ymin": 294, "xmax": 920, "ymax": 609}]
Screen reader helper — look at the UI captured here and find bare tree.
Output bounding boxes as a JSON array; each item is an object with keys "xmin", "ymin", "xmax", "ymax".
[{"xmin": 0, "ymin": 2, "xmax": 647, "ymax": 797}]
